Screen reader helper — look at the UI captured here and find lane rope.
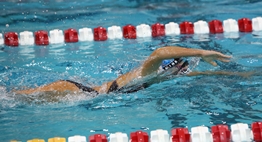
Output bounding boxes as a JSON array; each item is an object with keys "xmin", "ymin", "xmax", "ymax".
[
  {"xmin": 11, "ymin": 122, "xmax": 262, "ymax": 142},
  {"xmin": 1, "ymin": 17, "xmax": 262, "ymax": 47}
]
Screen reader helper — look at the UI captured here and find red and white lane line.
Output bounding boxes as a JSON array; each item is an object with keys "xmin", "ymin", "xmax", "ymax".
[
  {"xmin": 1, "ymin": 17, "xmax": 262, "ymax": 47},
  {"xmin": 12, "ymin": 121, "xmax": 262, "ymax": 142}
]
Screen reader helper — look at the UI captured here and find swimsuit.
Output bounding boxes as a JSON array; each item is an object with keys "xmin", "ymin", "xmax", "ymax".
[
  {"xmin": 65, "ymin": 80, "xmax": 99, "ymax": 94},
  {"xmin": 65, "ymin": 80, "xmax": 119, "ymax": 94},
  {"xmin": 107, "ymin": 80, "xmax": 119, "ymax": 93}
]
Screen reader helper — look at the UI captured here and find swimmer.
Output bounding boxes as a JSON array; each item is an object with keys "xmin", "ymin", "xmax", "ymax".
[{"xmin": 15, "ymin": 46, "xmax": 233, "ymax": 95}]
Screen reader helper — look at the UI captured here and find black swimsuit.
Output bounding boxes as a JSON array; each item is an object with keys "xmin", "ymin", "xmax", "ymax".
[
  {"xmin": 65, "ymin": 80, "xmax": 99, "ymax": 94},
  {"xmin": 65, "ymin": 80, "xmax": 120, "ymax": 94},
  {"xmin": 107, "ymin": 80, "xmax": 119, "ymax": 93},
  {"xmin": 66, "ymin": 79, "xmax": 146, "ymax": 94}
]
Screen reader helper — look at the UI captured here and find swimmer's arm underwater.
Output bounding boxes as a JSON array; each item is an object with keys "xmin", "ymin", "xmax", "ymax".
[{"xmin": 187, "ymin": 71, "xmax": 255, "ymax": 78}]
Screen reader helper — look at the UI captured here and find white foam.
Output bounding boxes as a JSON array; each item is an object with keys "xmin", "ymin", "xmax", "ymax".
[{"xmin": 0, "ymin": 87, "xmax": 18, "ymax": 108}]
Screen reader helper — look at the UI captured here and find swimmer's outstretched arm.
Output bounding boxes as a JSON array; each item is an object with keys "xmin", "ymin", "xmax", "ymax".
[{"xmin": 140, "ymin": 46, "xmax": 231, "ymax": 76}]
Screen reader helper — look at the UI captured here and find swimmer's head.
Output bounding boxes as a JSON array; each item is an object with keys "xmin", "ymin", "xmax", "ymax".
[
  {"xmin": 161, "ymin": 58, "xmax": 182, "ymax": 70},
  {"xmin": 161, "ymin": 58, "xmax": 190, "ymax": 75}
]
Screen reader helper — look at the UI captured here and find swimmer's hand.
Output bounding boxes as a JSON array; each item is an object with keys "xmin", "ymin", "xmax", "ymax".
[{"xmin": 201, "ymin": 50, "xmax": 231, "ymax": 66}]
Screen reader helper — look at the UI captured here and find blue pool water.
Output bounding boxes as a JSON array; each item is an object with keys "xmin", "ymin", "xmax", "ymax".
[{"xmin": 1, "ymin": 0, "xmax": 262, "ymax": 141}]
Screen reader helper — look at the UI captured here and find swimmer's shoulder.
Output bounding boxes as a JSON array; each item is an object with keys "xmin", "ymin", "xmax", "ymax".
[{"xmin": 94, "ymin": 67, "xmax": 143, "ymax": 94}]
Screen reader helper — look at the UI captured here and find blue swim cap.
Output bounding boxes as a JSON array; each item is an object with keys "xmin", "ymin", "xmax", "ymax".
[
  {"xmin": 161, "ymin": 58, "xmax": 181, "ymax": 70},
  {"xmin": 161, "ymin": 59, "xmax": 173, "ymax": 67}
]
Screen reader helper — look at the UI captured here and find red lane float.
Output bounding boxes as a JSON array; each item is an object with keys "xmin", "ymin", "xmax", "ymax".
[
  {"xmin": 179, "ymin": 21, "xmax": 194, "ymax": 34},
  {"xmin": 171, "ymin": 128, "xmax": 190, "ymax": 142},
  {"xmin": 211, "ymin": 125, "xmax": 231, "ymax": 142},
  {"xmin": 4, "ymin": 32, "xmax": 19, "ymax": 46},
  {"xmin": 151, "ymin": 23, "xmax": 165, "ymax": 37},
  {"xmin": 89, "ymin": 134, "xmax": 107, "ymax": 142},
  {"xmin": 238, "ymin": 18, "xmax": 253, "ymax": 32},
  {"xmin": 209, "ymin": 20, "xmax": 224, "ymax": 34},
  {"xmin": 252, "ymin": 122, "xmax": 262, "ymax": 142},
  {"xmin": 94, "ymin": 26, "xmax": 107, "ymax": 41},
  {"xmin": 35, "ymin": 30, "xmax": 49, "ymax": 45},
  {"xmin": 123, "ymin": 24, "xmax": 136, "ymax": 39},
  {"xmin": 130, "ymin": 131, "xmax": 149, "ymax": 142},
  {"xmin": 64, "ymin": 28, "xmax": 78, "ymax": 43}
]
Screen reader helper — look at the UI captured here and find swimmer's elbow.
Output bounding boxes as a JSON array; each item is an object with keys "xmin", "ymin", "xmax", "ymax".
[
  {"xmin": 150, "ymin": 46, "xmax": 179, "ymax": 60},
  {"xmin": 150, "ymin": 47, "xmax": 166, "ymax": 61}
]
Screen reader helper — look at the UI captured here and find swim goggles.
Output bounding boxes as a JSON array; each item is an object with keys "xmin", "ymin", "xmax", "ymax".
[
  {"xmin": 161, "ymin": 58, "xmax": 182, "ymax": 70},
  {"xmin": 161, "ymin": 58, "xmax": 191, "ymax": 74}
]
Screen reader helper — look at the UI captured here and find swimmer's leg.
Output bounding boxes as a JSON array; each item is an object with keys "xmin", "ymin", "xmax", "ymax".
[{"xmin": 15, "ymin": 80, "xmax": 80, "ymax": 95}]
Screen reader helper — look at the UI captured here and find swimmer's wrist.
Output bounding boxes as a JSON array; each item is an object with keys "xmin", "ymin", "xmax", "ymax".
[
  {"xmin": 198, "ymin": 49, "xmax": 216, "ymax": 57},
  {"xmin": 195, "ymin": 49, "xmax": 205, "ymax": 57}
]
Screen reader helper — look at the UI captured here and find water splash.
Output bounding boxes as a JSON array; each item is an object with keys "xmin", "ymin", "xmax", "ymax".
[
  {"xmin": 0, "ymin": 86, "xmax": 98, "ymax": 108},
  {"xmin": 0, "ymin": 86, "xmax": 18, "ymax": 108}
]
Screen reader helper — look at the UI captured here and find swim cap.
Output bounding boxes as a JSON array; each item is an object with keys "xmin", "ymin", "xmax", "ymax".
[{"xmin": 161, "ymin": 58, "xmax": 181, "ymax": 70}]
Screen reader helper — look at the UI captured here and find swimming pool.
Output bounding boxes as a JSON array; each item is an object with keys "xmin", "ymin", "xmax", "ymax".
[{"xmin": 0, "ymin": 0, "xmax": 262, "ymax": 141}]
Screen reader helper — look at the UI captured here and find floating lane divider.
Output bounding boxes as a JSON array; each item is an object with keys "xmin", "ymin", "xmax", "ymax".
[
  {"xmin": 9, "ymin": 122, "xmax": 262, "ymax": 142},
  {"xmin": 1, "ymin": 17, "xmax": 262, "ymax": 47}
]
